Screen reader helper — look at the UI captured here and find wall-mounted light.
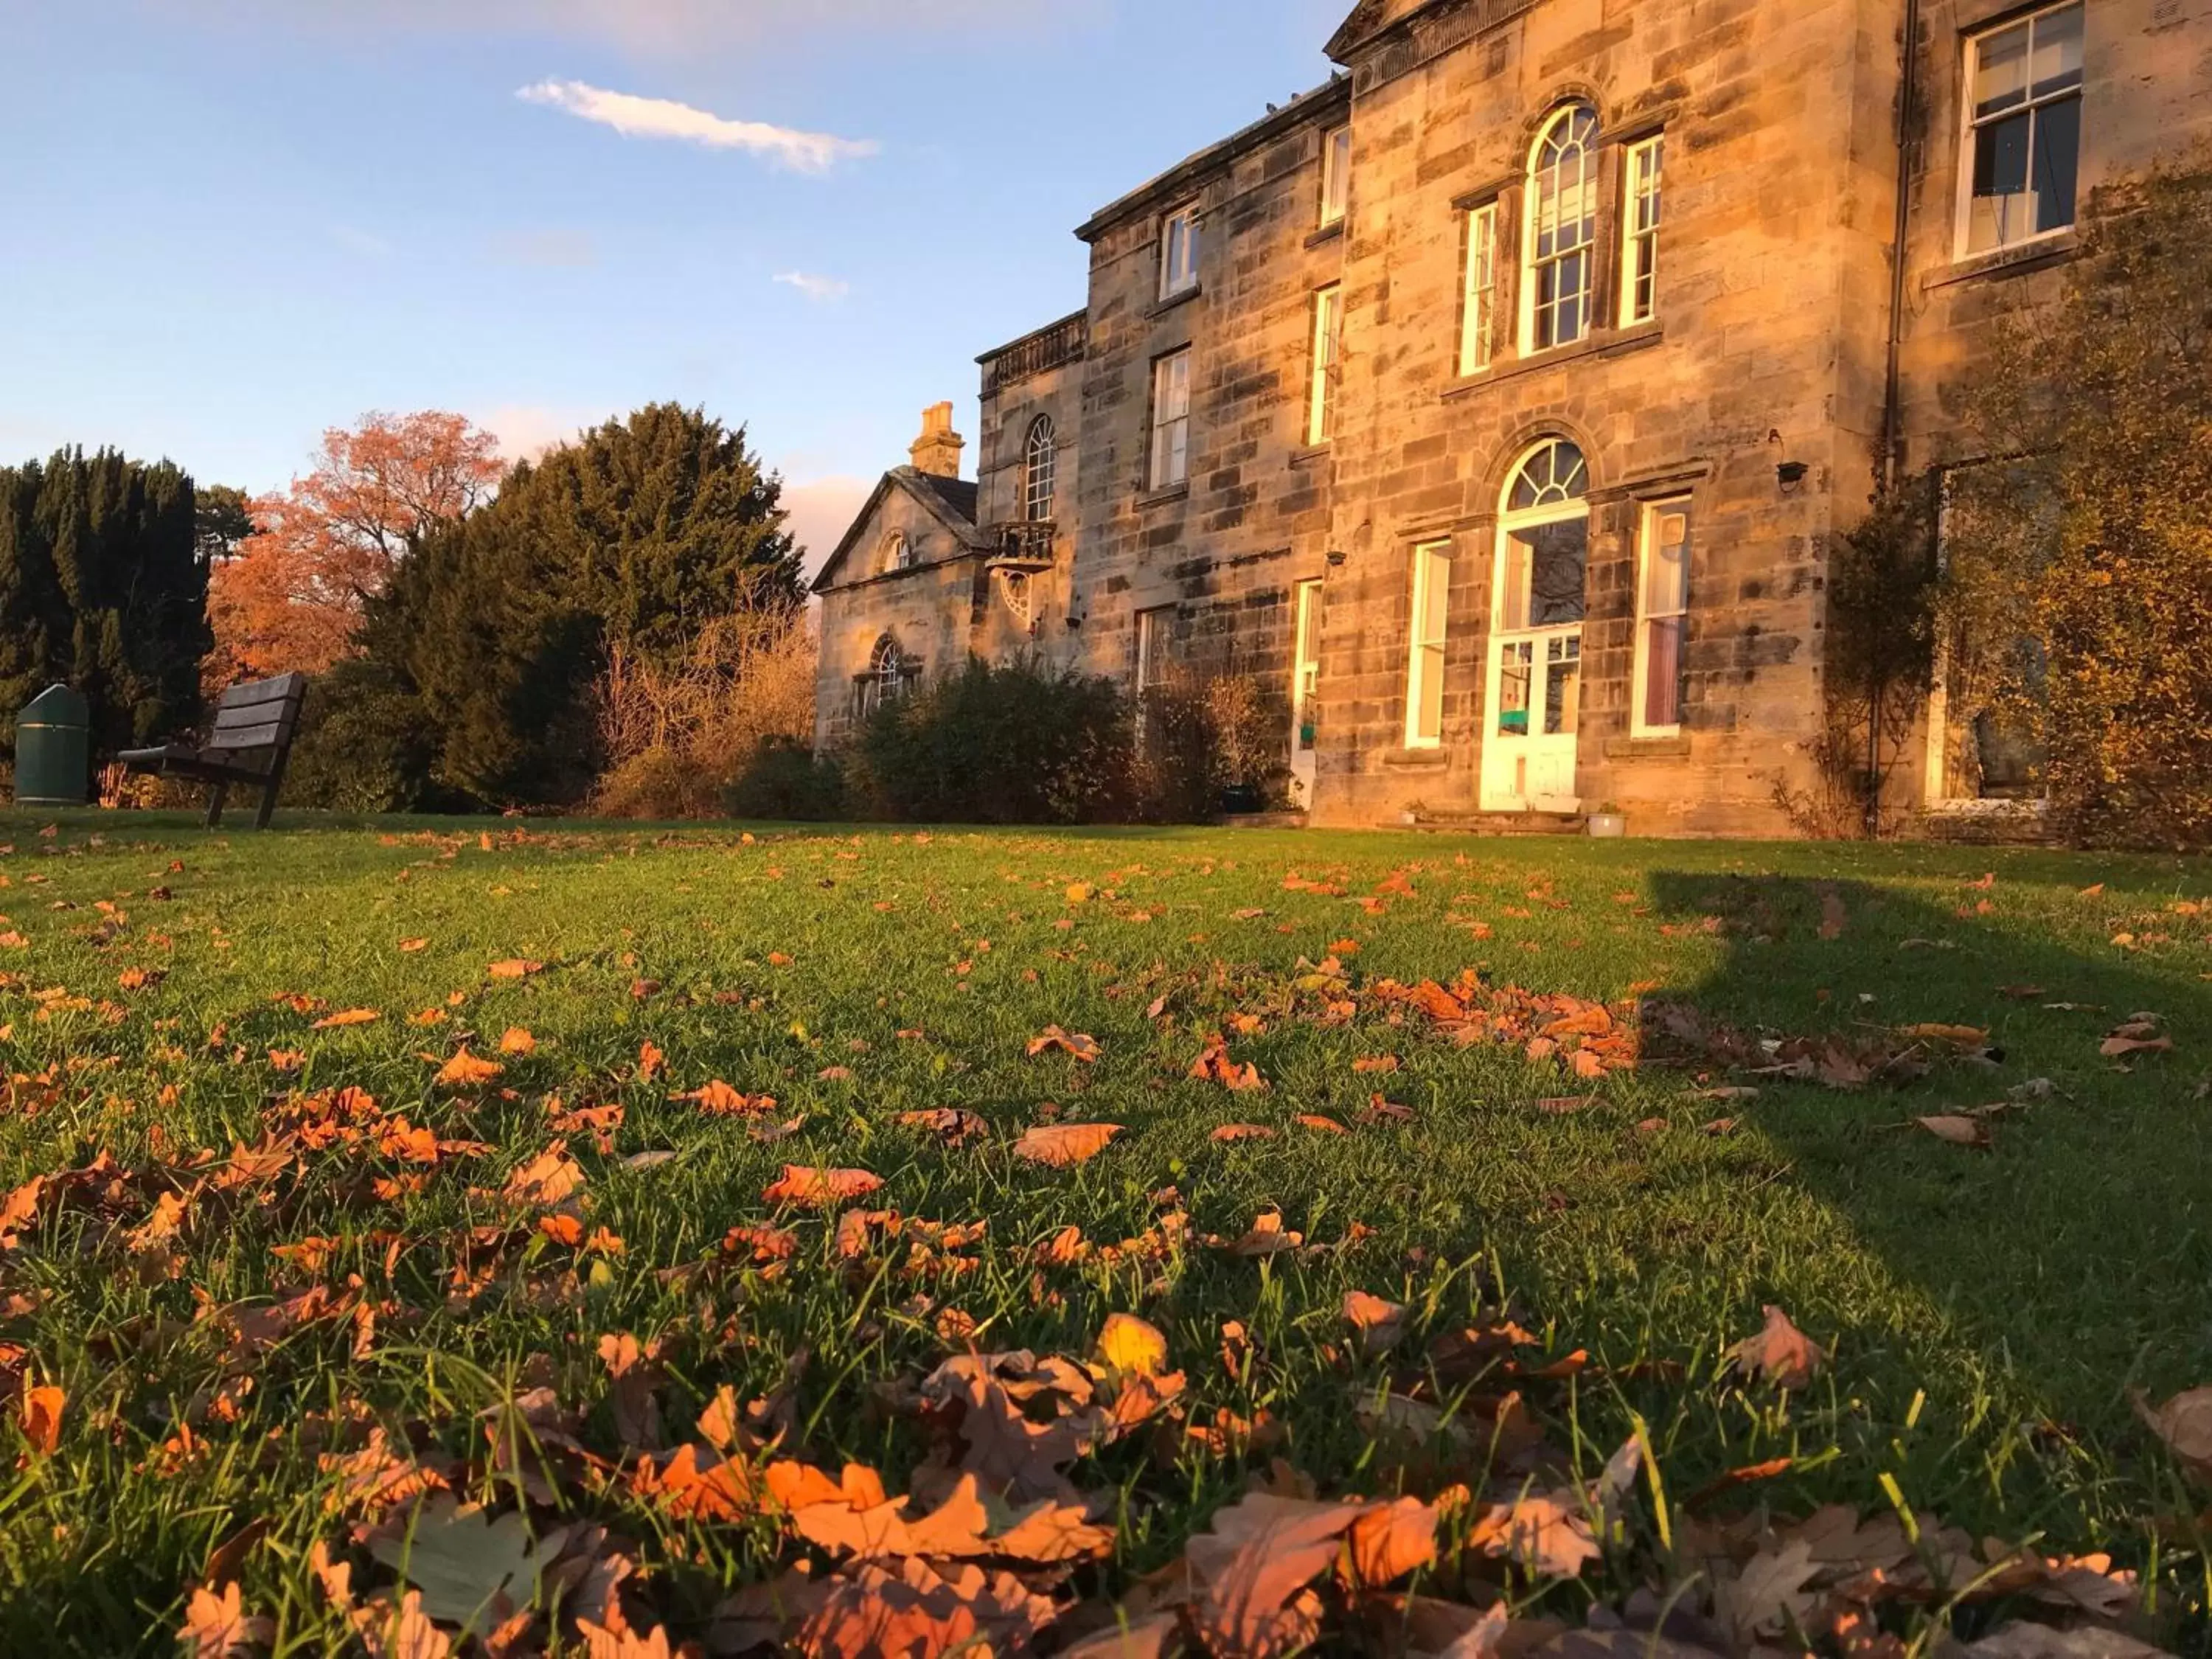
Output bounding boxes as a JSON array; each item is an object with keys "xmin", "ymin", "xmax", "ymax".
[
  {"xmin": 1777, "ymin": 460, "xmax": 1810, "ymax": 490},
  {"xmin": 1326, "ymin": 549, "xmax": 1348, "ymax": 568}
]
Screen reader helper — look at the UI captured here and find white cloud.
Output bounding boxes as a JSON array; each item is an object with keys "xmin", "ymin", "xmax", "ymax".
[
  {"xmin": 478, "ymin": 404, "xmax": 592, "ymax": 465},
  {"xmin": 517, "ymin": 80, "xmax": 876, "ymax": 173},
  {"xmin": 774, "ymin": 271, "xmax": 850, "ymax": 303},
  {"xmin": 781, "ymin": 475, "xmax": 873, "ymax": 583}
]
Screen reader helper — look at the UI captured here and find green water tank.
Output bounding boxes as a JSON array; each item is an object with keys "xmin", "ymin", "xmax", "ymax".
[{"xmin": 14, "ymin": 685, "xmax": 90, "ymax": 809}]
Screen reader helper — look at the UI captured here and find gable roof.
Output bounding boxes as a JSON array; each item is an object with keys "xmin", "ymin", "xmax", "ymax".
[
  {"xmin": 810, "ymin": 466, "xmax": 988, "ymax": 596},
  {"xmin": 1324, "ymin": 0, "xmax": 1451, "ymax": 62}
]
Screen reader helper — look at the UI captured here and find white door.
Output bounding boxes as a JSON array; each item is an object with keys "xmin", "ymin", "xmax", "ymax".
[{"xmin": 1480, "ymin": 440, "xmax": 1590, "ymax": 813}]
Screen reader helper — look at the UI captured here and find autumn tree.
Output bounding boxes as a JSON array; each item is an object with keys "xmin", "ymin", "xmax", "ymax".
[
  {"xmin": 0, "ymin": 448, "xmax": 211, "ymax": 758},
  {"xmin": 206, "ymin": 411, "xmax": 504, "ymax": 684},
  {"xmin": 1941, "ymin": 146, "xmax": 2212, "ymax": 846},
  {"xmin": 296, "ymin": 404, "xmax": 804, "ymax": 810}
]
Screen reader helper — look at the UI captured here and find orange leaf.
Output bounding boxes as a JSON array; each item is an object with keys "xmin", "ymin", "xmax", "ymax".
[
  {"xmin": 687, "ymin": 1080, "xmax": 774, "ymax": 1117},
  {"xmin": 19, "ymin": 1382, "xmax": 63, "ymax": 1455},
  {"xmin": 487, "ymin": 959, "xmax": 543, "ymax": 980},
  {"xmin": 434, "ymin": 1048, "xmax": 504, "ymax": 1089},
  {"xmin": 1294, "ymin": 1114, "xmax": 1349, "ymax": 1134},
  {"xmin": 398, "ymin": 938, "xmax": 429, "ymax": 953},
  {"xmin": 311, "ymin": 1009, "xmax": 380, "ymax": 1030},
  {"xmin": 1011, "ymin": 1122, "xmax": 1124, "ymax": 1167},
  {"xmin": 497, "ymin": 1027, "xmax": 537, "ymax": 1056},
  {"xmin": 638, "ymin": 1040, "xmax": 665, "ymax": 1082},
  {"xmin": 1026, "ymin": 1026, "xmax": 1103, "ymax": 1063},
  {"xmin": 1725, "ymin": 1305, "xmax": 1826, "ymax": 1389},
  {"xmin": 1211, "ymin": 1124, "xmax": 1277, "ymax": 1143},
  {"xmin": 762, "ymin": 1165, "xmax": 883, "ymax": 1208}
]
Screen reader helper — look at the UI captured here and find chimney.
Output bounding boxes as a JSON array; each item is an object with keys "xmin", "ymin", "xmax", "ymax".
[{"xmin": 908, "ymin": 401, "xmax": 965, "ymax": 479}]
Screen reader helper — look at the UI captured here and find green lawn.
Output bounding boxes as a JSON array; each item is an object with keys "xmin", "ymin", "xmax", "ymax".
[{"xmin": 0, "ymin": 813, "xmax": 2205, "ymax": 1655}]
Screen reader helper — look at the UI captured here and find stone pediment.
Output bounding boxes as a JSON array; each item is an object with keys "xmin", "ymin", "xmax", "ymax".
[{"xmin": 1325, "ymin": 0, "xmax": 1430, "ymax": 61}]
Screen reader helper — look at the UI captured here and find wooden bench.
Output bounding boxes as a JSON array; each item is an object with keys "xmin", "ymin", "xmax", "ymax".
[{"xmin": 119, "ymin": 672, "xmax": 308, "ymax": 830}]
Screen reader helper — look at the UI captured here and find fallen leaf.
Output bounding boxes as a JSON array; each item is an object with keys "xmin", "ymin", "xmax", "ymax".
[
  {"xmin": 1012, "ymin": 1122, "xmax": 1124, "ymax": 1167},
  {"xmin": 399, "ymin": 939, "xmax": 429, "ymax": 953},
  {"xmin": 1190, "ymin": 1035, "xmax": 1266, "ymax": 1091},
  {"xmin": 762, "ymin": 1165, "xmax": 883, "ymax": 1208},
  {"xmin": 497, "ymin": 1027, "xmax": 537, "ymax": 1057},
  {"xmin": 178, "ymin": 1580, "xmax": 273, "ymax": 1658},
  {"xmin": 1916, "ymin": 1114, "xmax": 1993, "ymax": 1149},
  {"xmin": 900, "ymin": 1108, "xmax": 990, "ymax": 1145},
  {"xmin": 1096, "ymin": 1312, "xmax": 1169, "ymax": 1378},
  {"xmin": 1725, "ymin": 1305, "xmax": 1826, "ymax": 1390},
  {"xmin": 312, "ymin": 1009, "xmax": 381, "ymax": 1030},
  {"xmin": 487, "ymin": 959, "xmax": 544, "ymax": 981},
  {"xmin": 502, "ymin": 1144, "xmax": 585, "ymax": 1208},
  {"xmin": 1343, "ymin": 1291, "xmax": 1408, "ymax": 1354},
  {"xmin": 1027, "ymin": 1025, "xmax": 1103, "ymax": 1062},
  {"xmin": 18, "ymin": 1382, "xmax": 63, "ymax": 1455},
  {"xmin": 434, "ymin": 1048, "xmax": 504, "ymax": 1090},
  {"xmin": 2131, "ymin": 1386, "xmax": 2212, "ymax": 1480},
  {"xmin": 1294, "ymin": 1114, "xmax": 1349, "ymax": 1134},
  {"xmin": 366, "ymin": 1495, "xmax": 557, "ymax": 1639},
  {"xmin": 1211, "ymin": 1124, "xmax": 1278, "ymax": 1143},
  {"xmin": 1222, "ymin": 1211, "xmax": 1303, "ymax": 1256}
]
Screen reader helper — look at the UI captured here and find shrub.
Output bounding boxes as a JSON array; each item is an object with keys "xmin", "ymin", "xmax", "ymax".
[
  {"xmin": 284, "ymin": 658, "xmax": 444, "ymax": 814},
  {"xmin": 1131, "ymin": 669, "xmax": 1294, "ymax": 821},
  {"xmin": 723, "ymin": 738, "xmax": 847, "ymax": 821},
  {"xmin": 851, "ymin": 656, "xmax": 1135, "ymax": 825},
  {"xmin": 590, "ymin": 616, "xmax": 818, "ymax": 820}
]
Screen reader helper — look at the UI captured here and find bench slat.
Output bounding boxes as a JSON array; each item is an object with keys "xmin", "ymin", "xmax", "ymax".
[
  {"xmin": 206, "ymin": 723, "xmax": 290, "ymax": 751},
  {"xmin": 215, "ymin": 675, "xmax": 307, "ymax": 712}
]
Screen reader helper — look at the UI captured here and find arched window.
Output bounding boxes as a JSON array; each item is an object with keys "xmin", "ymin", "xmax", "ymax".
[
  {"xmin": 1023, "ymin": 417, "xmax": 1057, "ymax": 524},
  {"xmin": 857, "ymin": 633, "xmax": 912, "ymax": 717},
  {"xmin": 1486, "ymin": 439, "xmax": 1591, "ymax": 773},
  {"xmin": 1521, "ymin": 105, "xmax": 1600, "ymax": 353},
  {"xmin": 882, "ymin": 532, "xmax": 915, "ymax": 574}
]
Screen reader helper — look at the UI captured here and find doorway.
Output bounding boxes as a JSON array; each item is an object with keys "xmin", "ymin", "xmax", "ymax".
[{"xmin": 1481, "ymin": 439, "xmax": 1589, "ymax": 812}]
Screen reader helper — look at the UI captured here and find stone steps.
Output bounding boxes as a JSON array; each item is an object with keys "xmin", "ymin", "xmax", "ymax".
[{"xmin": 1402, "ymin": 810, "xmax": 1589, "ymax": 836}]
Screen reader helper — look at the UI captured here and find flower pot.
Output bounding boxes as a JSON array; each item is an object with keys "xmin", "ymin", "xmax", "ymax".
[
  {"xmin": 1587, "ymin": 812, "xmax": 1627, "ymax": 838},
  {"xmin": 1220, "ymin": 783, "xmax": 1265, "ymax": 816}
]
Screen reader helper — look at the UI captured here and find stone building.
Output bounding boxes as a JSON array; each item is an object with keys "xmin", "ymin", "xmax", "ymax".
[{"xmin": 815, "ymin": 0, "xmax": 2212, "ymax": 834}]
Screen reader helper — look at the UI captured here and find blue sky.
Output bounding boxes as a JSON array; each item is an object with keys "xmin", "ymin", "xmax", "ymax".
[{"xmin": 0, "ymin": 0, "xmax": 1350, "ymax": 563}]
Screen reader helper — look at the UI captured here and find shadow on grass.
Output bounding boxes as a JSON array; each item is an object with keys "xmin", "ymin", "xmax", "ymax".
[{"xmin": 1641, "ymin": 866, "xmax": 2212, "ymax": 1444}]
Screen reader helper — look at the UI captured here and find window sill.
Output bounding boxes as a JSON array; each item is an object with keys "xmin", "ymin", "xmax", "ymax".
[
  {"xmin": 1441, "ymin": 321, "xmax": 1664, "ymax": 398},
  {"xmin": 1382, "ymin": 745, "xmax": 1450, "ymax": 768},
  {"xmin": 1136, "ymin": 481, "xmax": 1190, "ymax": 509},
  {"xmin": 1924, "ymin": 230, "xmax": 2076, "ymax": 291},
  {"xmin": 1604, "ymin": 733, "xmax": 1690, "ymax": 759},
  {"xmin": 1149, "ymin": 285, "xmax": 1203, "ymax": 319},
  {"xmin": 1289, "ymin": 442, "xmax": 1332, "ymax": 469},
  {"xmin": 1306, "ymin": 220, "xmax": 1346, "ymax": 249}
]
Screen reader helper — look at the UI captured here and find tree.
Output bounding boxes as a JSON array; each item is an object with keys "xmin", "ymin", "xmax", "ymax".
[
  {"xmin": 207, "ymin": 411, "xmax": 504, "ymax": 683},
  {"xmin": 0, "ymin": 448, "xmax": 212, "ymax": 759},
  {"xmin": 1941, "ymin": 145, "xmax": 2212, "ymax": 845},
  {"xmin": 353, "ymin": 404, "xmax": 804, "ymax": 809},
  {"xmin": 193, "ymin": 485, "xmax": 257, "ymax": 565}
]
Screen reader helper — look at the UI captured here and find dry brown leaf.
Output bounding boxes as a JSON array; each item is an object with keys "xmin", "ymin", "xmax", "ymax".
[
  {"xmin": 487, "ymin": 959, "xmax": 544, "ymax": 980},
  {"xmin": 496, "ymin": 1027, "xmax": 537, "ymax": 1057},
  {"xmin": 1012, "ymin": 1122, "xmax": 1124, "ymax": 1168},
  {"xmin": 179, "ymin": 1581, "xmax": 273, "ymax": 1658},
  {"xmin": 501, "ymin": 1144, "xmax": 585, "ymax": 1209},
  {"xmin": 1190, "ymin": 1034, "xmax": 1267, "ymax": 1091},
  {"xmin": 762, "ymin": 1165, "xmax": 884, "ymax": 1208},
  {"xmin": 1343, "ymin": 1291, "xmax": 1408, "ymax": 1354},
  {"xmin": 1295, "ymin": 1114, "xmax": 1349, "ymax": 1134},
  {"xmin": 312, "ymin": 1009, "xmax": 381, "ymax": 1030},
  {"xmin": 1211, "ymin": 1123, "xmax": 1278, "ymax": 1143},
  {"xmin": 1027, "ymin": 1026, "xmax": 1103, "ymax": 1063},
  {"xmin": 900, "ymin": 1108, "xmax": 990, "ymax": 1146},
  {"xmin": 1194, "ymin": 1495, "xmax": 1360, "ymax": 1659},
  {"xmin": 687, "ymin": 1080, "xmax": 774, "ymax": 1117},
  {"xmin": 1467, "ymin": 1489, "xmax": 1600, "ymax": 1578},
  {"xmin": 1346, "ymin": 1495, "xmax": 1440, "ymax": 1587},
  {"xmin": 1725, "ymin": 1305, "xmax": 1826, "ymax": 1389},
  {"xmin": 1222, "ymin": 1211, "xmax": 1303, "ymax": 1256},
  {"xmin": 2131, "ymin": 1385, "xmax": 2212, "ymax": 1480},
  {"xmin": 1916, "ymin": 1114, "xmax": 1993, "ymax": 1149}
]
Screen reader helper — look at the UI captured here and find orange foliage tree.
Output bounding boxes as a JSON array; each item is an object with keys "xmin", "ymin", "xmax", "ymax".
[{"xmin": 206, "ymin": 411, "xmax": 506, "ymax": 685}]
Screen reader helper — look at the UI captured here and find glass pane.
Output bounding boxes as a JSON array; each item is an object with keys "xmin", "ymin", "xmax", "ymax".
[
  {"xmin": 1543, "ymin": 636, "xmax": 1581, "ymax": 737},
  {"xmin": 1500, "ymin": 533, "xmax": 1531, "ymax": 630},
  {"xmin": 1498, "ymin": 641, "xmax": 1532, "ymax": 736},
  {"xmin": 1642, "ymin": 511, "xmax": 1690, "ymax": 613},
  {"xmin": 1643, "ymin": 618, "xmax": 1683, "ymax": 728},
  {"xmin": 1525, "ymin": 520, "xmax": 1588, "ymax": 627},
  {"xmin": 1969, "ymin": 111, "xmax": 2033, "ymax": 251},
  {"xmin": 2031, "ymin": 97, "xmax": 2081, "ymax": 234},
  {"xmin": 1419, "ymin": 552, "xmax": 1451, "ymax": 647},
  {"xmin": 1418, "ymin": 646, "xmax": 1445, "ymax": 741},
  {"xmin": 2030, "ymin": 4, "xmax": 2084, "ymax": 97},
  {"xmin": 1975, "ymin": 21, "xmax": 2031, "ymax": 118}
]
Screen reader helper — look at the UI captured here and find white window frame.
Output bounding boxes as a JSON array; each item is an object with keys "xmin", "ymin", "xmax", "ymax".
[
  {"xmin": 1149, "ymin": 349, "xmax": 1192, "ymax": 489},
  {"xmin": 1519, "ymin": 105, "xmax": 1601, "ymax": 356},
  {"xmin": 1955, "ymin": 0, "xmax": 2085, "ymax": 258},
  {"xmin": 1620, "ymin": 134, "xmax": 1663, "ymax": 327},
  {"xmin": 1319, "ymin": 125, "xmax": 1352, "ymax": 229},
  {"xmin": 1630, "ymin": 497, "xmax": 1692, "ymax": 737},
  {"xmin": 1404, "ymin": 542, "xmax": 1452, "ymax": 749},
  {"xmin": 1459, "ymin": 202, "xmax": 1500, "ymax": 376},
  {"xmin": 1291, "ymin": 577, "xmax": 1323, "ymax": 755},
  {"xmin": 1023, "ymin": 416, "xmax": 1057, "ymax": 523},
  {"xmin": 1159, "ymin": 204, "xmax": 1200, "ymax": 300},
  {"xmin": 883, "ymin": 532, "xmax": 914, "ymax": 574},
  {"xmin": 1307, "ymin": 285, "xmax": 1343, "ymax": 447}
]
